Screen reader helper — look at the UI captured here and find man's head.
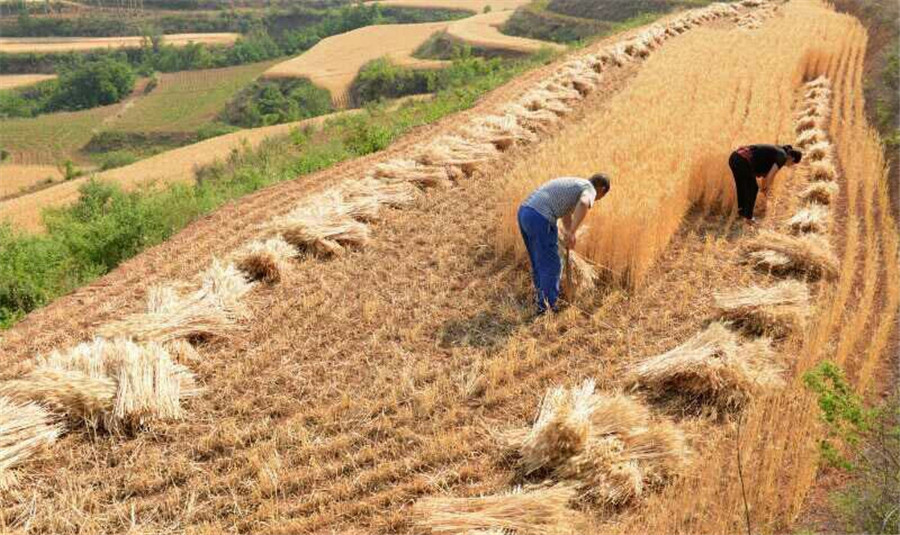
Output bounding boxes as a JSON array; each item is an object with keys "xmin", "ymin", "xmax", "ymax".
[
  {"xmin": 589, "ymin": 173, "xmax": 611, "ymax": 200},
  {"xmin": 782, "ymin": 144, "xmax": 803, "ymax": 167}
]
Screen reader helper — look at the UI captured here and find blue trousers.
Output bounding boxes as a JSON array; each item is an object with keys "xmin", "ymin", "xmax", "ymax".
[{"xmin": 518, "ymin": 205, "xmax": 560, "ymax": 313}]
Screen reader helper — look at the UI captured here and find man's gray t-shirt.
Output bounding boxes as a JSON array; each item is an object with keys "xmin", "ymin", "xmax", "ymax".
[{"xmin": 523, "ymin": 177, "xmax": 596, "ymax": 221}]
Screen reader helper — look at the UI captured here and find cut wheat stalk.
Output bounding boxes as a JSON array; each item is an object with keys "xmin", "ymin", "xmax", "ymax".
[
  {"xmin": 232, "ymin": 237, "xmax": 296, "ymax": 284},
  {"xmin": 746, "ymin": 249, "xmax": 792, "ymax": 271},
  {"xmin": 518, "ymin": 91, "xmax": 573, "ymax": 116},
  {"xmin": 806, "ymin": 141, "xmax": 833, "ymax": 162},
  {"xmin": 788, "ymin": 205, "xmax": 830, "ymax": 234},
  {"xmin": 795, "ymin": 128, "xmax": 825, "ymax": 149},
  {"xmin": 744, "ymin": 229, "xmax": 839, "ymax": 279},
  {"xmin": 0, "ymin": 397, "xmax": 61, "ymax": 489},
  {"xmin": 413, "ymin": 484, "xmax": 589, "ymax": 535},
  {"xmin": 503, "ymin": 103, "xmax": 561, "ymax": 133},
  {"xmin": 463, "ymin": 114, "xmax": 538, "ymax": 150},
  {"xmin": 714, "ymin": 280, "xmax": 811, "ymax": 337},
  {"xmin": 99, "ymin": 291, "xmax": 237, "ymax": 342},
  {"xmin": 416, "ymin": 136, "xmax": 500, "ymax": 176},
  {"xmin": 519, "ymin": 380, "xmax": 596, "ymax": 475},
  {"xmin": 7, "ymin": 338, "xmax": 201, "ymax": 432},
  {"xmin": 794, "ymin": 116, "xmax": 820, "ymax": 133},
  {"xmin": 193, "ymin": 259, "xmax": 255, "ymax": 318},
  {"xmin": 261, "ymin": 196, "xmax": 371, "ymax": 257},
  {"xmin": 626, "ymin": 323, "xmax": 784, "ymax": 411},
  {"xmin": 800, "ymin": 181, "xmax": 839, "ymax": 205},
  {"xmin": 338, "ymin": 177, "xmax": 420, "ymax": 214}
]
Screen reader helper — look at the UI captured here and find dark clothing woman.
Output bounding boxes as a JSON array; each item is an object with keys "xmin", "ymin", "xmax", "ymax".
[{"xmin": 728, "ymin": 144, "xmax": 791, "ymax": 220}]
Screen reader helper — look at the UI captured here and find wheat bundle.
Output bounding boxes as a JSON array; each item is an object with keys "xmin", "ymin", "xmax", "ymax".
[
  {"xmin": 744, "ymin": 230, "xmax": 839, "ymax": 279},
  {"xmin": 518, "ymin": 91, "xmax": 573, "ymax": 117},
  {"xmin": 540, "ymin": 81, "xmax": 583, "ymax": 103},
  {"xmin": 714, "ymin": 280, "xmax": 811, "ymax": 337},
  {"xmin": 463, "ymin": 114, "xmax": 537, "ymax": 150},
  {"xmin": 261, "ymin": 198, "xmax": 371, "ymax": 256},
  {"xmin": 746, "ymin": 249, "xmax": 792, "ymax": 271},
  {"xmin": 519, "ymin": 380, "xmax": 596, "ymax": 475},
  {"xmin": 0, "ymin": 397, "xmax": 61, "ymax": 489},
  {"xmin": 417, "ymin": 135, "xmax": 499, "ymax": 175},
  {"xmin": 503, "ymin": 103, "xmax": 562, "ymax": 133},
  {"xmin": 1, "ymin": 368, "xmax": 115, "ymax": 427},
  {"xmin": 800, "ymin": 181, "xmax": 839, "ymax": 205},
  {"xmin": 193, "ymin": 259, "xmax": 255, "ymax": 318},
  {"xmin": 794, "ymin": 116, "xmax": 819, "ymax": 133},
  {"xmin": 623, "ymin": 40, "xmax": 650, "ymax": 59},
  {"xmin": 626, "ymin": 323, "xmax": 783, "ymax": 410},
  {"xmin": 413, "ymin": 484, "xmax": 588, "ymax": 535},
  {"xmin": 371, "ymin": 159, "xmax": 457, "ymax": 189},
  {"xmin": 795, "ymin": 127, "xmax": 825, "ymax": 149},
  {"xmin": 620, "ymin": 421, "xmax": 689, "ymax": 486},
  {"xmin": 788, "ymin": 205, "xmax": 829, "ymax": 234},
  {"xmin": 165, "ymin": 339, "xmax": 200, "ymax": 363},
  {"xmin": 805, "ymin": 75, "xmax": 831, "ymax": 90},
  {"xmin": 558, "ymin": 242, "xmax": 600, "ymax": 292},
  {"xmin": 338, "ymin": 176, "xmax": 420, "ymax": 216},
  {"xmin": 13, "ymin": 339, "xmax": 200, "ymax": 431},
  {"xmin": 806, "ymin": 142, "xmax": 833, "ymax": 163},
  {"xmin": 557, "ymin": 437, "xmax": 643, "ymax": 506},
  {"xmin": 232, "ymin": 237, "xmax": 296, "ymax": 284},
  {"xmin": 808, "ymin": 159, "xmax": 837, "ymax": 182},
  {"xmin": 804, "ymin": 87, "xmax": 831, "ymax": 101},
  {"xmin": 99, "ymin": 289, "xmax": 236, "ymax": 342}
]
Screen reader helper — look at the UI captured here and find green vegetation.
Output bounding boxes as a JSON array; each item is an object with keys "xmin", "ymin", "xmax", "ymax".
[
  {"xmin": 221, "ymin": 78, "xmax": 333, "ymax": 128},
  {"xmin": 0, "ymin": 50, "xmax": 556, "ymax": 328},
  {"xmin": 0, "ymin": 56, "xmax": 135, "ymax": 118},
  {"xmin": 803, "ymin": 361, "xmax": 899, "ymax": 534}
]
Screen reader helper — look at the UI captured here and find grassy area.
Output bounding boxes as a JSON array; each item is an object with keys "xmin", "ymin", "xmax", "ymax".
[
  {"xmin": 0, "ymin": 49, "xmax": 557, "ymax": 328},
  {"xmin": 0, "ymin": 104, "xmax": 118, "ymax": 165},
  {"xmin": 110, "ymin": 61, "xmax": 276, "ymax": 133}
]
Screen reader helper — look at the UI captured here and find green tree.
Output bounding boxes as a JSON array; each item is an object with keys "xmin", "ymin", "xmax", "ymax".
[{"xmin": 52, "ymin": 57, "xmax": 136, "ymax": 110}]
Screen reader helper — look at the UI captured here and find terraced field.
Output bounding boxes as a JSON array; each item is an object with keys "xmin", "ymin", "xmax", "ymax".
[
  {"xmin": 0, "ymin": 33, "xmax": 240, "ymax": 53},
  {"xmin": 0, "ymin": 74, "xmax": 57, "ymax": 90}
]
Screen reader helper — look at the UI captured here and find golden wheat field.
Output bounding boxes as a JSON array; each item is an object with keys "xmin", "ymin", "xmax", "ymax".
[
  {"xmin": 0, "ymin": 33, "xmax": 240, "ymax": 53},
  {"xmin": 0, "ymin": 1, "xmax": 897, "ymax": 534},
  {"xmin": 263, "ymin": 9, "xmax": 561, "ymax": 104},
  {"xmin": 0, "ymin": 165, "xmax": 62, "ymax": 198},
  {"xmin": 0, "ymin": 74, "xmax": 57, "ymax": 91},
  {"xmin": 366, "ymin": 0, "xmax": 530, "ymax": 12}
]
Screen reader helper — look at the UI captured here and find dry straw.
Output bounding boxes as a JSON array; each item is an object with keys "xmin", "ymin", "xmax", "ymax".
[
  {"xmin": 502, "ymin": 103, "xmax": 561, "ymax": 133},
  {"xmin": 232, "ymin": 237, "xmax": 296, "ymax": 283},
  {"xmin": 0, "ymin": 397, "xmax": 61, "ymax": 489},
  {"xmin": 463, "ymin": 114, "xmax": 538, "ymax": 151},
  {"xmin": 626, "ymin": 323, "xmax": 784, "ymax": 411},
  {"xmin": 3, "ymin": 339, "xmax": 199, "ymax": 432},
  {"xmin": 416, "ymin": 135, "xmax": 500, "ymax": 176},
  {"xmin": 413, "ymin": 484, "xmax": 589, "ymax": 535},
  {"xmin": 746, "ymin": 249, "xmax": 792, "ymax": 271},
  {"xmin": 806, "ymin": 142, "xmax": 833, "ymax": 163},
  {"xmin": 744, "ymin": 229, "xmax": 839, "ymax": 279},
  {"xmin": 788, "ymin": 205, "xmax": 830, "ymax": 234},
  {"xmin": 714, "ymin": 280, "xmax": 811, "ymax": 337},
  {"xmin": 800, "ymin": 181, "xmax": 839, "ymax": 205},
  {"xmin": 795, "ymin": 128, "xmax": 825, "ymax": 149},
  {"xmin": 519, "ymin": 380, "xmax": 596, "ymax": 475},
  {"xmin": 518, "ymin": 90, "xmax": 573, "ymax": 116}
]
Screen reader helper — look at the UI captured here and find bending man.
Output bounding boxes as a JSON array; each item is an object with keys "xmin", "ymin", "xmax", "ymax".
[
  {"xmin": 728, "ymin": 144, "xmax": 803, "ymax": 226},
  {"xmin": 517, "ymin": 174, "xmax": 610, "ymax": 314}
]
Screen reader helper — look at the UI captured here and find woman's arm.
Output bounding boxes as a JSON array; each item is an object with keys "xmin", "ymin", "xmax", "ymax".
[{"xmin": 760, "ymin": 163, "xmax": 780, "ymax": 194}]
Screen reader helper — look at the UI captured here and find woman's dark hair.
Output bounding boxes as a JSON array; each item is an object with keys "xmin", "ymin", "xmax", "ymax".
[
  {"xmin": 590, "ymin": 173, "xmax": 611, "ymax": 193},
  {"xmin": 782, "ymin": 144, "xmax": 803, "ymax": 163}
]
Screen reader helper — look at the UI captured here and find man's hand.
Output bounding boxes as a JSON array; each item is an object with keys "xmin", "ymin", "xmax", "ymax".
[{"xmin": 564, "ymin": 231, "xmax": 576, "ymax": 249}]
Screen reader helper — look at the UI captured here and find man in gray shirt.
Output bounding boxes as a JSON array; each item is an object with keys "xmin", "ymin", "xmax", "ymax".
[{"xmin": 518, "ymin": 173, "xmax": 611, "ymax": 313}]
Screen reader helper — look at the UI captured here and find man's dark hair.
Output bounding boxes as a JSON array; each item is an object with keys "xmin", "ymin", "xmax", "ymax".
[
  {"xmin": 782, "ymin": 144, "xmax": 803, "ymax": 163},
  {"xmin": 589, "ymin": 173, "xmax": 611, "ymax": 193}
]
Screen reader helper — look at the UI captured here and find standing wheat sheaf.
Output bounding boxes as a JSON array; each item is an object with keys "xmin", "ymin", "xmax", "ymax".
[{"xmin": 0, "ymin": 397, "xmax": 62, "ymax": 489}]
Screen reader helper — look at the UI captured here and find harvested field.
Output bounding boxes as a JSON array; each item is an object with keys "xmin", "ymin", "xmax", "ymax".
[
  {"xmin": 0, "ymin": 74, "xmax": 56, "ymax": 91},
  {"xmin": 0, "ymin": 2, "xmax": 897, "ymax": 534},
  {"xmin": 0, "ymin": 33, "xmax": 240, "ymax": 53},
  {"xmin": 445, "ymin": 11, "xmax": 566, "ymax": 54},
  {"xmin": 367, "ymin": 0, "xmax": 529, "ymax": 12},
  {"xmin": 263, "ymin": 23, "xmax": 450, "ymax": 103},
  {"xmin": 0, "ymin": 111, "xmax": 355, "ymax": 233},
  {"xmin": 0, "ymin": 165, "xmax": 62, "ymax": 199}
]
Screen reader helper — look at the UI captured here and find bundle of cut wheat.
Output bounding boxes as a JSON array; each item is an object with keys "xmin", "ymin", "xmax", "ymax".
[
  {"xmin": 370, "ymin": 159, "xmax": 458, "ymax": 189},
  {"xmin": 621, "ymin": 420, "xmax": 689, "ymax": 486},
  {"xmin": 518, "ymin": 91, "xmax": 573, "ymax": 117},
  {"xmin": 0, "ymin": 397, "xmax": 61, "ymax": 489},
  {"xmin": 805, "ymin": 75, "xmax": 831, "ymax": 90},
  {"xmin": 626, "ymin": 323, "xmax": 784, "ymax": 410},
  {"xmin": 503, "ymin": 103, "xmax": 562, "ymax": 132},
  {"xmin": 788, "ymin": 205, "xmax": 829, "ymax": 234},
  {"xmin": 806, "ymin": 142, "xmax": 833, "ymax": 163},
  {"xmin": 3, "ymin": 339, "xmax": 198, "ymax": 432},
  {"xmin": 261, "ymin": 196, "xmax": 371, "ymax": 257},
  {"xmin": 519, "ymin": 380, "xmax": 596, "ymax": 475},
  {"xmin": 413, "ymin": 484, "xmax": 589, "ymax": 535},
  {"xmin": 808, "ymin": 159, "xmax": 837, "ymax": 182},
  {"xmin": 557, "ymin": 242, "xmax": 600, "ymax": 291},
  {"xmin": 338, "ymin": 177, "xmax": 420, "ymax": 218},
  {"xmin": 744, "ymin": 229, "xmax": 839, "ymax": 279},
  {"xmin": 794, "ymin": 116, "xmax": 819, "ymax": 133},
  {"xmin": 795, "ymin": 128, "xmax": 825, "ymax": 149},
  {"xmin": 416, "ymin": 136, "xmax": 499, "ymax": 175},
  {"xmin": 165, "ymin": 339, "xmax": 200, "ymax": 363},
  {"xmin": 746, "ymin": 249, "xmax": 792, "ymax": 271},
  {"xmin": 232, "ymin": 237, "xmax": 296, "ymax": 284},
  {"xmin": 623, "ymin": 40, "xmax": 650, "ymax": 59},
  {"xmin": 193, "ymin": 259, "xmax": 255, "ymax": 318},
  {"xmin": 541, "ymin": 81, "xmax": 582, "ymax": 103},
  {"xmin": 800, "ymin": 181, "xmax": 839, "ymax": 205},
  {"xmin": 714, "ymin": 280, "xmax": 810, "ymax": 337},
  {"xmin": 557, "ymin": 437, "xmax": 643, "ymax": 506},
  {"xmin": 463, "ymin": 114, "xmax": 537, "ymax": 150},
  {"xmin": 804, "ymin": 86, "xmax": 831, "ymax": 101},
  {"xmin": 100, "ymin": 286, "xmax": 237, "ymax": 342}
]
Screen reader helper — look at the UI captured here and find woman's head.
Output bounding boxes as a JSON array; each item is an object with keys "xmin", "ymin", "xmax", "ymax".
[{"xmin": 782, "ymin": 144, "xmax": 803, "ymax": 166}]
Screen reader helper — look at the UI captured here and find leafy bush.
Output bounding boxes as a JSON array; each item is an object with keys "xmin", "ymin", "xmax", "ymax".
[
  {"xmin": 221, "ymin": 78, "xmax": 333, "ymax": 127},
  {"xmin": 350, "ymin": 57, "xmax": 431, "ymax": 106},
  {"xmin": 96, "ymin": 151, "xmax": 139, "ymax": 170}
]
